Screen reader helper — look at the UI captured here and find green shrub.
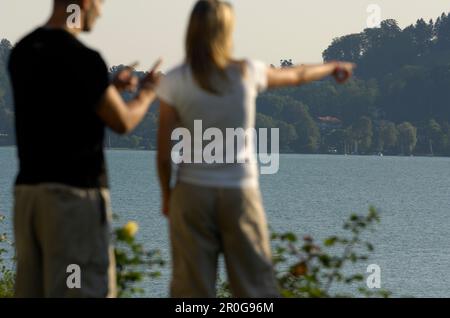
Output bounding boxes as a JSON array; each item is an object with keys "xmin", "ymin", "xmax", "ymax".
[
  {"xmin": 219, "ymin": 207, "xmax": 391, "ymax": 298},
  {"xmin": 113, "ymin": 220, "xmax": 165, "ymax": 298},
  {"xmin": 1, "ymin": 209, "xmax": 390, "ymax": 298},
  {"xmin": 0, "ymin": 214, "xmax": 14, "ymax": 298}
]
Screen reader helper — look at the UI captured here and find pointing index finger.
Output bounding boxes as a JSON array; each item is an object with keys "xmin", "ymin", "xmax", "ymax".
[
  {"xmin": 128, "ymin": 61, "xmax": 140, "ymax": 70},
  {"xmin": 149, "ymin": 58, "xmax": 163, "ymax": 74}
]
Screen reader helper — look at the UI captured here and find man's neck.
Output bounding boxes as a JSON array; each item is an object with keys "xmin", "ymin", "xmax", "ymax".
[{"xmin": 45, "ymin": 14, "xmax": 82, "ymax": 37}]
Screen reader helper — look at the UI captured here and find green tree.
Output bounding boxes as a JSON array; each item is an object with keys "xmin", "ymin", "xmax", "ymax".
[
  {"xmin": 423, "ymin": 119, "xmax": 444, "ymax": 155},
  {"xmin": 435, "ymin": 13, "xmax": 450, "ymax": 50},
  {"xmin": 256, "ymin": 113, "xmax": 298, "ymax": 152},
  {"xmin": 406, "ymin": 18, "xmax": 434, "ymax": 56},
  {"xmin": 323, "ymin": 129, "xmax": 352, "ymax": 154},
  {"xmin": 378, "ymin": 121, "xmax": 398, "ymax": 153},
  {"xmin": 0, "ymin": 39, "xmax": 13, "ymax": 109},
  {"xmin": 352, "ymin": 116, "xmax": 373, "ymax": 153},
  {"xmin": 397, "ymin": 122, "xmax": 418, "ymax": 155},
  {"xmin": 323, "ymin": 33, "xmax": 365, "ymax": 63},
  {"xmin": 293, "ymin": 115, "xmax": 321, "ymax": 153}
]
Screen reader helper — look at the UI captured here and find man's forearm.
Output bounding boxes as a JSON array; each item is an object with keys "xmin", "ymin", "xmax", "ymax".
[{"xmin": 123, "ymin": 89, "xmax": 156, "ymax": 132}]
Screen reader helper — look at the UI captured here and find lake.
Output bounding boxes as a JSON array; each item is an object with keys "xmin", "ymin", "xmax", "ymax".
[{"xmin": 1, "ymin": 147, "xmax": 450, "ymax": 297}]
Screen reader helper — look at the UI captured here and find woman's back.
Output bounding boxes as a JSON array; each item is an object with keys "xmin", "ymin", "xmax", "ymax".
[{"xmin": 156, "ymin": 59, "xmax": 268, "ymax": 188}]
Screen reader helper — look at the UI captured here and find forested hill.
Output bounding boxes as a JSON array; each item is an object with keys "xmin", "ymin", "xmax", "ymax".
[
  {"xmin": 0, "ymin": 39, "xmax": 13, "ymax": 145},
  {"xmin": 1, "ymin": 12, "xmax": 450, "ymax": 156}
]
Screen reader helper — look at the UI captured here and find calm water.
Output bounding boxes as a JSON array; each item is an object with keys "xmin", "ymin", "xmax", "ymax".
[{"xmin": 1, "ymin": 147, "xmax": 450, "ymax": 297}]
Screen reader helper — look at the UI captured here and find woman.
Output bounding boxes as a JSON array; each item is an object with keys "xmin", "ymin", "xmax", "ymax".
[{"xmin": 156, "ymin": 0, "xmax": 355, "ymax": 298}]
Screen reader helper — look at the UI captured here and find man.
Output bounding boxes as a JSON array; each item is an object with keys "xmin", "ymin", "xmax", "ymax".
[{"xmin": 8, "ymin": 0, "xmax": 161, "ymax": 297}]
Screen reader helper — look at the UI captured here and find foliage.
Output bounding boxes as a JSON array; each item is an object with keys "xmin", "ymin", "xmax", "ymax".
[
  {"xmin": 219, "ymin": 208, "xmax": 391, "ymax": 298},
  {"xmin": 273, "ymin": 207, "xmax": 391, "ymax": 298},
  {"xmin": 352, "ymin": 116, "xmax": 373, "ymax": 153},
  {"xmin": 0, "ymin": 214, "xmax": 14, "ymax": 298},
  {"xmin": 114, "ymin": 219, "xmax": 165, "ymax": 298},
  {"xmin": 397, "ymin": 122, "xmax": 418, "ymax": 155},
  {"xmin": 0, "ymin": 39, "xmax": 14, "ymax": 145},
  {"xmin": 2, "ymin": 13, "xmax": 450, "ymax": 156},
  {"xmin": 378, "ymin": 121, "xmax": 398, "ymax": 153}
]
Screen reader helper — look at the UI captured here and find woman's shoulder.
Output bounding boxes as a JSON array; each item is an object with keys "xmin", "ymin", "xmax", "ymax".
[
  {"xmin": 245, "ymin": 59, "xmax": 268, "ymax": 71},
  {"xmin": 235, "ymin": 59, "xmax": 269, "ymax": 92},
  {"xmin": 158, "ymin": 64, "xmax": 192, "ymax": 94},
  {"xmin": 163, "ymin": 63, "xmax": 190, "ymax": 79},
  {"xmin": 230, "ymin": 59, "xmax": 267, "ymax": 74},
  {"xmin": 156, "ymin": 64, "xmax": 191, "ymax": 103},
  {"xmin": 228, "ymin": 59, "xmax": 266, "ymax": 78}
]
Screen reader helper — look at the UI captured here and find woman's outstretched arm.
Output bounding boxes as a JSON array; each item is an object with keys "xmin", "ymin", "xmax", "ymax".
[{"xmin": 267, "ymin": 61, "xmax": 355, "ymax": 89}]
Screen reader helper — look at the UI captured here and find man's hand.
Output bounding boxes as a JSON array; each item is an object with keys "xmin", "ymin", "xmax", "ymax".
[
  {"xmin": 140, "ymin": 59, "xmax": 163, "ymax": 93},
  {"xmin": 97, "ymin": 59, "xmax": 164, "ymax": 135},
  {"xmin": 332, "ymin": 62, "xmax": 356, "ymax": 84},
  {"xmin": 112, "ymin": 65, "xmax": 139, "ymax": 93}
]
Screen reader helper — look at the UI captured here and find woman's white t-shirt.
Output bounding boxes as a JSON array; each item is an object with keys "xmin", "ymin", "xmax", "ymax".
[{"xmin": 156, "ymin": 60, "xmax": 268, "ymax": 188}]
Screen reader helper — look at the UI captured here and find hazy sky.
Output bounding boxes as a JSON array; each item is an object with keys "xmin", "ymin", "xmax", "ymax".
[{"xmin": 1, "ymin": 0, "xmax": 449, "ymax": 71}]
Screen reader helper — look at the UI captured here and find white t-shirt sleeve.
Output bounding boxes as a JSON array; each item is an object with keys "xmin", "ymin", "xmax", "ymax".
[
  {"xmin": 247, "ymin": 60, "xmax": 269, "ymax": 93},
  {"xmin": 155, "ymin": 71, "xmax": 177, "ymax": 106}
]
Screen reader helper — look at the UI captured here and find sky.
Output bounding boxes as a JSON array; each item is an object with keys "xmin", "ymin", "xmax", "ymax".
[{"xmin": 1, "ymin": 0, "xmax": 449, "ymax": 71}]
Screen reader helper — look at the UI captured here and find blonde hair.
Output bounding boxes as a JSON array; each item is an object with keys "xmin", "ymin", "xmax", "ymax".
[{"xmin": 186, "ymin": 0, "xmax": 235, "ymax": 95}]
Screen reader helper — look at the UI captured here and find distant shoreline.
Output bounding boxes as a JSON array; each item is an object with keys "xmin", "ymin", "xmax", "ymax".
[{"xmin": 0, "ymin": 145, "xmax": 448, "ymax": 159}]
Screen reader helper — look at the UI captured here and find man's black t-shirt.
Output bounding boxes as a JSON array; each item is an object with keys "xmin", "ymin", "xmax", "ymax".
[{"xmin": 8, "ymin": 28, "xmax": 110, "ymax": 188}]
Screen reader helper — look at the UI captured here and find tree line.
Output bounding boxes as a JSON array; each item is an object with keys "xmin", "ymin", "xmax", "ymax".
[
  {"xmin": 1, "ymin": 12, "xmax": 450, "ymax": 155},
  {"xmin": 0, "ymin": 39, "xmax": 14, "ymax": 146}
]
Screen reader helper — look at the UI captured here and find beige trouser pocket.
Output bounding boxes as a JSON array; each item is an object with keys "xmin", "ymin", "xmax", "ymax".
[{"xmin": 14, "ymin": 184, "xmax": 116, "ymax": 298}]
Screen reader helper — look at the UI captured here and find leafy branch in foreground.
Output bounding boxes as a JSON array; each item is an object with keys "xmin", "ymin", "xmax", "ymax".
[
  {"xmin": 113, "ymin": 220, "xmax": 165, "ymax": 298},
  {"xmin": 273, "ymin": 207, "xmax": 391, "ymax": 298},
  {"xmin": 0, "ymin": 214, "xmax": 14, "ymax": 298},
  {"xmin": 2, "ymin": 208, "xmax": 392, "ymax": 298},
  {"xmin": 219, "ymin": 207, "xmax": 391, "ymax": 298}
]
